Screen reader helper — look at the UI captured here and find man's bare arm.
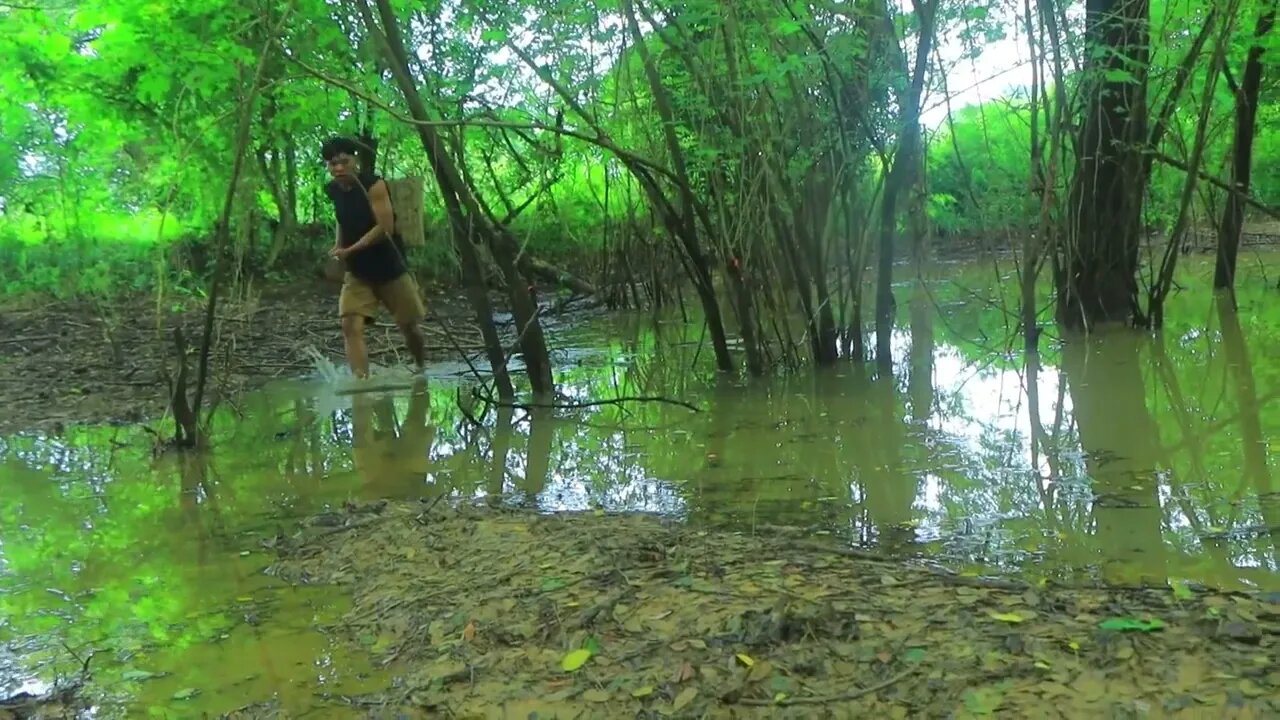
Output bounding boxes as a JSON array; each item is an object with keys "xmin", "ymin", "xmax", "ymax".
[{"xmin": 347, "ymin": 181, "xmax": 395, "ymax": 252}]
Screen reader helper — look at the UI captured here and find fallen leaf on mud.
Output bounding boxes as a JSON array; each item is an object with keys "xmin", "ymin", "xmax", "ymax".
[
  {"xmin": 631, "ymin": 686, "xmax": 654, "ymax": 698},
  {"xmin": 672, "ymin": 687, "xmax": 698, "ymax": 712},
  {"xmin": 1074, "ymin": 676, "xmax": 1106, "ymax": 702},
  {"xmin": 735, "ymin": 653, "xmax": 755, "ymax": 667},
  {"xmin": 1099, "ymin": 617, "xmax": 1164, "ymax": 632},
  {"xmin": 963, "ymin": 686, "xmax": 1004, "ymax": 715},
  {"xmin": 1217, "ymin": 621, "xmax": 1262, "ymax": 644},
  {"xmin": 672, "ymin": 662, "xmax": 696, "ymax": 683},
  {"xmin": 582, "ymin": 689, "xmax": 610, "ymax": 703},
  {"xmin": 1239, "ymin": 680, "xmax": 1266, "ymax": 698},
  {"xmin": 462, "ymin": 621, "xmax": 476, "ymax": 641},
  {"xmin": 747, "ymin": 660, "xmax": 773, "ymax": 682},
  {"xmin": 988, "ymin": 611, "xmax": 1027, "ymax": 623},
  {"xmin": 561, "ymin": 649, "xmax": 592, "ymax": 672}
]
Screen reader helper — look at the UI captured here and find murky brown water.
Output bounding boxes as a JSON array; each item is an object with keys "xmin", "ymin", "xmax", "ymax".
[{"xmin": 2, "ymin": 254, "xmax": 1278, "ymax": 716}]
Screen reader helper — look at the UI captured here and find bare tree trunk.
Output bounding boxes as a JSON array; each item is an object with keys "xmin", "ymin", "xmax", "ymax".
[
  {"xmin": 1060, "ymin": 0, "xmax": 1150, "ymax": 330},
  {"xmin": 874, "ymin": 0, "xmax": 935, "ymax": 370},
  {"xmin": 1215, "ymin": 2, "xmax": 1276, "ymax": 291}
]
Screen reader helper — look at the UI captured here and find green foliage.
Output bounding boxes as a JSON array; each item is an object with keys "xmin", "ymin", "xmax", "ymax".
[{"xmin": 926, "ymin": 100, "xmax": 1036, "ymax": 236}]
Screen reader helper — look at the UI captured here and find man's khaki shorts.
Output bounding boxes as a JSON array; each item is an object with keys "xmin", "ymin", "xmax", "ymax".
[{"xmin": 339, "ymin": 272, "xmax": 426, "ymax": 326}]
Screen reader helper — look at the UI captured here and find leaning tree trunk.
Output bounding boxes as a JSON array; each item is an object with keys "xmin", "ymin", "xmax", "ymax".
[
  {"xmin": 1060, "ymin": 0, "xmax": 1150, "ymax": 330},
  {"xmin": 1215, "ymin": 2, "xmax": 1276, "ymax": 291},
  {"xmin": 356, "ymin": 0, "xmax": 552, "ymax": 397}
]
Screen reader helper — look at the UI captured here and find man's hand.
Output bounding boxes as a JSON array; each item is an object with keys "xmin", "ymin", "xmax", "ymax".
[{"xmin": 331, "ymin": 245, "xmax": 352, "ymax": 259}]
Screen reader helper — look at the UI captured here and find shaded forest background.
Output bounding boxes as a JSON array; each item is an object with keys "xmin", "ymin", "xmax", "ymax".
[{"xmin": 2, "ymin": 0, "xmax": 1278, "ymax": 363}]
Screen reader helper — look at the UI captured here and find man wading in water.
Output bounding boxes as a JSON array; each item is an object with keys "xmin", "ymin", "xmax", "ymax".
[{"xmin": 321, "ymin": 136, "xmax": 427, "ymax": 378}]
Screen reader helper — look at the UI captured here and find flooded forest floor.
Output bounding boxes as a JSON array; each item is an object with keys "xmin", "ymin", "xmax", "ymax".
[
  {"xmin": 244, "ymin": 500, "xmax": 1280, "ymax": 718},
  {"xmin": 5, "ymin": 255, "xmax": 1280, "ymax": 718}
]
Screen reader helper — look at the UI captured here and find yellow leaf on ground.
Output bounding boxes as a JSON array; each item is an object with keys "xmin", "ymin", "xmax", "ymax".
[
  {"xmin": 561, "ymin": 649, "xmax": 592, "ymax": 672},
  {"xmin": 736, "ymin": 653, "xmax": 755, "ymax": 667},
  {"xmin": 988, "ymin": 611, "xmax": 1025, "ymax": 623},
  {"xmin": 631, "ymin": 686, "xmax": 654, "ymax": 698}
]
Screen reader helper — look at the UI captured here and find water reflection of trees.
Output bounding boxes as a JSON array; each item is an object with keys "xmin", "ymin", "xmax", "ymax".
[{"xmin": 5, "ymin": 264, "xmax": 1280, "ymax": 671}]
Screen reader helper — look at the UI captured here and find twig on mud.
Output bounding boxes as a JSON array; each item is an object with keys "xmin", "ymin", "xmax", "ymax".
[
  {"xmin": 473, "ymin": 386, "xmax": 701, "ymax": 413},
  {"xmin": 419, "ymin": 489, "xmax": 451, "ymax": 517},
  {"xmin": 735, "ymin": 668, "xmax": 915, "ymax": 706},
  {"xmin": 0, "ymin": 334, "xmax": 59, "ymax": 346}
]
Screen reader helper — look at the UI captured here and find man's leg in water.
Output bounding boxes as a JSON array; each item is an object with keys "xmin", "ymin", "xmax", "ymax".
[
  {"xmin": 378, "ymin": 273, "xmax": 428, "ymax": 371},
  {"xmin": 339, "ymin": 273, "xmax": 376, "ymax": 378}
]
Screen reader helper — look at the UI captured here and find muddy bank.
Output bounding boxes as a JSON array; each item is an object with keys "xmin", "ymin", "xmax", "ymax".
[
  {"xmin": 0, "ymin": 280, "xmax": 510, "ymax": 436},
  {"xmin": 256, "ymin": 500, "xmax": 1280, "ymax": 719}
]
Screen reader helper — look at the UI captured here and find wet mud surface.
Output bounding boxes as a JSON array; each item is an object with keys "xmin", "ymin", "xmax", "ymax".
[{"xmin": 0, "ymin": 280, "xmax": 521, "ymax": 436}]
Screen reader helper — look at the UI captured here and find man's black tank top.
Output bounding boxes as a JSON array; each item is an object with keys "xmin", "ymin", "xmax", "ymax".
[{"xmin": 325, "ymin": 172, "xmax": 407, "ymax": 284}]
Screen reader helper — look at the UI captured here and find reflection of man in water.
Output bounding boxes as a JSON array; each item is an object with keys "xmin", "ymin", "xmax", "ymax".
[{"xmin": 349, "ymin": 379, "xmax": 434, "ymax": 497}]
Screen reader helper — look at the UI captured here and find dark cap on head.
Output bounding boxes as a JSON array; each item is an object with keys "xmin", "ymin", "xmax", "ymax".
[{"xmin": 320, "ymin": 136, "xmax": 361, "ymax": 161}]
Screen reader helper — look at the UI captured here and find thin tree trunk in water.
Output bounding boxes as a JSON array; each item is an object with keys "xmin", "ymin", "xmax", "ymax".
[
  {"xmin": 358, "ymin": 0, "xmax": 549, "ymax": 397},
  {"xmin": 1215, "ymin": 3, "xmax": 1275, "ymax": 291},
  {"xmin": 875, "ymin": 0, "xmax": 935, "ymax": 370},
  {"xmin": 191, "ymin": 7, "xmax": 292, "ymax": 439},
  {"xmin": 622, "ymin": 0, "xmax": 736, "ymax": 373},
  {"xmin": 1061, "ymin": 0, "xmax": 1150, "ymax": 330},
  {"xmin": 1148, "ymin": 7, "xmax": 1231, "ymax": 327},
  {"xmin": 455, "ymin": 213, "xmax": 515, "ymax": 398}
]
